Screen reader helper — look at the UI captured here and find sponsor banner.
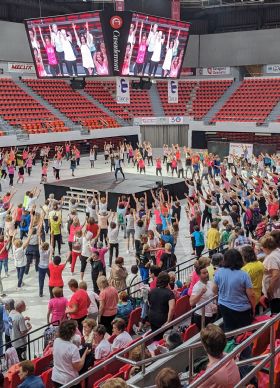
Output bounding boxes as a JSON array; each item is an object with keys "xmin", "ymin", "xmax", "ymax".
[
  {"xmin": 197, "ymin": 67, "xmax": 231, "ymax": 76},
  {"xmin": 8, "ymin": 62, "xmax": 35, "ymax": 73},
  {"xmin": 181, "ymin": 67, "xmax": 196, "ymax": 76},
  {"xmin": 266, "ymin": 64, "xmax": 280, "ymax": 74},
  {"xmin": 169, "ymin": 116, "xmax": 183, "ymax": 124},
  {"xmin": 229, "ymin": 143, "xmax": 253, "ymax": 158},
  {"xmin": 116, "ymin": 77, "xmax": 130, "ymax": 104},
  {"xmin": 168, "ymin": 80, "xmax": 178, "ymax": 104},
  {"xmin": 134, "ymin": 116, "xmax": 185, "ymax": 125}
]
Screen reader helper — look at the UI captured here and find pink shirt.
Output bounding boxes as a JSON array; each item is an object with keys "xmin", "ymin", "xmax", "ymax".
[
  {"xmin": 188, "ymin": 270, "xmax": 200, "ymax": 296},
  {"xmin": 136, "ymin": 43, "xmax": 147, "ymax": 64},
  {"xmin": 48, "ymin": 296, "xmax": 68, "ymax": 324},
  {"xmin": 199, "ymin": 358, "xmax": 240, "ymax": 387},
  {"xmin": 91, "ymin": 247, "xmax": 108, "ymax": 268},
  {"xmin": 68, "ymin": 225, "xmax": 82, "ymax": 242},
  {"xmin": 46, "ymin": 45, "xmax": 58, "ymax": 65}
]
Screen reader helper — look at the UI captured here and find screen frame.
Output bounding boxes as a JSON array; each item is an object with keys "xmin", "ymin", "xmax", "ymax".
[
  {"xmin": 24, "ymin": 10, "xmax": 191, "ymax": 80},
  {"xmin": 24, "ymin": 10, "xmax": 113, "ymax": 79},
  {"xmin": 119, "ymin": 11, "xmax": 191, "ymax": 80}
]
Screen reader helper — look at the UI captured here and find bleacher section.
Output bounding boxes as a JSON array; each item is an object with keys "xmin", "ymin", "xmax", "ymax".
[
  {"xmin": 85, "ymin": 81, "xmax": 154, "ymax": 121},
  {"xmin": 157, "ymin": 79, "xmax": 233, "ymax": 119},
  {"xmin": 0, "ymin": 78, "xmax": 69, "ymax": 134},
  {"xmin": 23, "ymin": 79, "xmax": 119, "ymax": 130},
  {"xmin": 212, "ymin": 78, "xmax": 280, "ymax": 124}
]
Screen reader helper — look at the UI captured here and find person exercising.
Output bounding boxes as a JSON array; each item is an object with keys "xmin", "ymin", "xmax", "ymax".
[{"xmin": 114, "ymin": 155, "xmax": 125, "ymax": 181}]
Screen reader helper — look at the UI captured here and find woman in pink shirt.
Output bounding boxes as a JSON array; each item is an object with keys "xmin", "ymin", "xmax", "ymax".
[
  {"xmin": 47, "ymin": 287, "xmax": 68, "ymax": 325},
  {"xmin": 25, "ymin": 155, "xmax": 33, "ymax": 176},
  {"xmin": 97, "ymin": 276, "xmax": 118, "ymax": 335},
  {"xmin": 38, "ymin": 26, "xmax": 59, "ymax": 77},
  {"xmin": 68, "ymin": 217, "xmax": 82, "ymax": 251}
]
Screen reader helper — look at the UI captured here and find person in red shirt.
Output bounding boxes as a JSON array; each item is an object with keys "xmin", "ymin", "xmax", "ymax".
[
  {"xmin": 14, "ymin": 204, "xmax": 23, "ymax": 229},
  {"xmin": 48, "ymin": 255, "xmax": 68, "ymax": 298},
  {"xmin": 86, "ymin": 218, "xmax": 100, "ymax": 241},
  {"xmin": 66, "ymin": 279, "xmax": 90, "ymax": 333}
]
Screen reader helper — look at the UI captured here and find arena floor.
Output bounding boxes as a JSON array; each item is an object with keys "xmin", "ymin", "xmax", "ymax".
[{"xmin": 0, "ymin": 152, "xmax": 194, "ymax": 332}]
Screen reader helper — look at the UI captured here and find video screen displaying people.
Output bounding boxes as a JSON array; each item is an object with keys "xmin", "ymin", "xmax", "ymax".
[
  {"xmin": 121, "ymin": 13, "xmax": 190, "ymax": 79},
  {"xmin": 25, "ymin": 12, "xmax": 110, "ymax": 78}
]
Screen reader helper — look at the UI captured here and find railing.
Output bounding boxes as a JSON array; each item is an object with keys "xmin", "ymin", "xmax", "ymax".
[
  {"xmin": 61, "ymin": 296, "xmax": 218, "ymax": 388},
  {"xmin": 123, "ymin": 315, "xmax": 280, "ymax": 388},
  {"xmin": 123, "ymin": 244, "xmax": 225, "ymax": 297},
  {"xmin": 0, "ymin": 321, "xmax": 58, "ymax": 372}
]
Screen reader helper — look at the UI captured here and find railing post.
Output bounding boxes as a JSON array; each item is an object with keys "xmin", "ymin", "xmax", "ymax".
[
  {"xmin": 201, "ymin": 306, "xmax": 206, "ymax": 329},
  {"xmin": 269, "ymin": 324, "xmax": 276, "ymax": 388},
  {"xmin": 141, "ymin": 342, "xmax": 146, "ymax": 375},
  {"xmin": 177, "ymin": 263, "xmax": 181, "ymax": 282},
  {"xmin": 27, "ymin": 334, "xmax": 31, "ymax": 360}
]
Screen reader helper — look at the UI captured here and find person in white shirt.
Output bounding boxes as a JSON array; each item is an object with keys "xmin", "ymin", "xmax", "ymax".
[
  {"xmin": 111, "ymin": 318, "xmax": 132, "ymax": 352},
  {"xmin": 93, "ymin": 324, "xmax": 111, "ymax": 360},
  {"xmin": 190, "ymin": 265, "xmax": 216, "ymax": 330},
  {"xmin": 108, "ymin": 221, "xmax": 119, "ymax": 267},
  {"xmin": 52, "ymin": 320, "xmax": 90, "ymax": 386}
]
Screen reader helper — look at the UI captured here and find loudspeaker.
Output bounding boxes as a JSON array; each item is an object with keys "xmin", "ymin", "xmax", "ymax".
[
  {"xmin": 131, "ymin": 78, "xmax": 152, "ymax": 90},
  {"xmin": 70, "ymin": 79, "xmax": 86, "ymax": 90}
]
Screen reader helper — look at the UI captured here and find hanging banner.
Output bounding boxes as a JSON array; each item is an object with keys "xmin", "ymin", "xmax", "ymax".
[
  {"xmin": 229, "ymin": 143, "xmax": 253, "ymax": 158},
  {"xmin": 116, "ymin": 77, "xmax": 130, "ymax": 104},
  {"xmin": 115, "ymin": 0, "xmax": 125, "ymax": 11},
  {"xmin": 8, "ymin": 62, "xmax": 35, "ymax": 73},
  {"xmin": 168, "ymin": 80, "xmax": 178, "ymax": 104},
  {"xmin": 171, "ymin": 0, "xmax": 181, "ymax": 20}
]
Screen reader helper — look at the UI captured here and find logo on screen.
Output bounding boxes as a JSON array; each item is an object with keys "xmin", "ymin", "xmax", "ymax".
[
  {"xmin": 170, "ymin": 81, "xmax": 177, "ymax": 94},
  {"xmin": 120, "ymin": 78, "xmax": 128, "ymax": 93},
  {"xmin": 110, "ymin": 16, "xmax": 123, "ymax": 29}
]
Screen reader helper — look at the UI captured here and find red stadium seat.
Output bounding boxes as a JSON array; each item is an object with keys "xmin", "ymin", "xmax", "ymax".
[
  {"xmin": 173, "ymin": 295, "xmax": 191, "ymax": 319},
  {"xmin": 183, "ymin": 324, "xmax": 199, "ymax": 342},
  {"xmin": 126, "ymin": 307, "xmax": 142, "ymax": 335}
]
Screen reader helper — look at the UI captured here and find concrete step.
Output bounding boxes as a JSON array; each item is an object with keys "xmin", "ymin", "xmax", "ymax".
[
  {"xmin": 78, "ymin": 90, "xmax": 128, "ymax": 127},
  {"xmin": 203, "ymin": 80, "xmax": 242, "ymax": 124}
]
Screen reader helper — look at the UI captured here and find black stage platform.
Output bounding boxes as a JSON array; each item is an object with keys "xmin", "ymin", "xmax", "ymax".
[{"xmin": 44, "ymin": 173, "xmax": 186, "ymax": 210}]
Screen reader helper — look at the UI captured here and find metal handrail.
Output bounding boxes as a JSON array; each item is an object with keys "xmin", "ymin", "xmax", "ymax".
[
  {"xmin": 127, "ymin": 314, "xmax": 280, "ymax": 388},
  {"xmin": 115, "ymin": 318, "xmax": 271, "ymax": 368},
  {"xmin": 61, "ymin": 295, "xmax": 218, "ymax": 388},
  {"xmin": 122, "ymin": 243, "xmax": 225, "ymax": 296}
]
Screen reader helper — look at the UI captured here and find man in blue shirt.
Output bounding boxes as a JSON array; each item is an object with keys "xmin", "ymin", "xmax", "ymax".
[{"xmin": 18, "ymin": 361, "xmax": 44, "ymax": 388}]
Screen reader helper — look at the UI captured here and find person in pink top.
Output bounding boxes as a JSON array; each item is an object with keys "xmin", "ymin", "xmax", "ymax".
[
  {"xmin": 198, "ymin": 324, "xmax": 240, "ymax": 387},
  {"xmin": 25, "ymin": 155, "xmax": 33, "ymax": 176},
  {"xmin": 188, "ymin": 257, "xmax": 210, "ymax": 296},
  {"xmin": 155, "ymin": 157, "xmax": 162, "ymax": 176},
  {"xmin": 75, "ymin": 148, "xmax": 81, "ymax": 166},
  {"xmin": 47, "ymin": 287, "xmax": 68, "ymax": 325},
  {"xmin": 38, "ymin": 26, "xmax": 59, "ymax": 77},
  {"xmin": 7, "ymin": 162, "xmax": 15, "ymax": 187},
  {"xmin": 134, "ymin": 21, "xmax": 148, "ymax": 76},
  {"xmin": 91, "ymin": 242, "xmax": 108, "ymax": 273},
  {"xmin": 40, "ymin": 162, "xmax": 48, "ymax": 184},
  {"xmin": 68, "ymin": 217, "xmax": 82, "ymax": 251}
]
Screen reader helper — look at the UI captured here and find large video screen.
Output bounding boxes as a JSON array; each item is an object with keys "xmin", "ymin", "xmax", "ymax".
[
  {"xmin": 121, "ymin": 13, "xmax": 190, "ymax": 78},
  {"xmin": 25, "ymin": 12, "xmax": 110, "ymax": 78}
]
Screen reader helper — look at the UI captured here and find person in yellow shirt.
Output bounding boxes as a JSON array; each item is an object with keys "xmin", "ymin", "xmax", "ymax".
[
  {"xmin": 207, "ymin": 222, "xmax": 220, "ymax": 256},
  {"xmin": 50, "ymin": 215, "xmax": 62, "ymax": 255},
  {"xmin": 241, "ymin": 245, "xmax": 264, "ymax": 304}
]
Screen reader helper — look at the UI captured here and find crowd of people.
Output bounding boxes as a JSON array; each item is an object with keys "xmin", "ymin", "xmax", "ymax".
[{"xmin": 0, "ymin": 141, "xmax": 279, "ymax": 387}]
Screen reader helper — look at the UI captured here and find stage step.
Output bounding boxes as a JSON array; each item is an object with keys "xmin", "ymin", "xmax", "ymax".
[{"xmin": 62, "ymin": 188, "xmax": 99, "ymax": 212}]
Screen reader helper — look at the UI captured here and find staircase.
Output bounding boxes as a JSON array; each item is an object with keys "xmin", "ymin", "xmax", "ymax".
[
  {"xmin": 203, "ymin": 80, "xmax": 242, "ymax": 124},
  {"xmin": 79, "ymin": 90, "xmax": 128, "ymax": 127},
  {"xmin": 12, "ymin": 77, "xmax": 82, "ymax": 131},
  {"xmin": 186, "ymin": 82, "xmax": 199, "ymax": 116},
  {"xmin": 263, "ymin": 99, "xmax": 280, "ymax": 125},
  {"xmin": 149, "ymin": 84, "xmax": 165, "ymax": 116}
]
